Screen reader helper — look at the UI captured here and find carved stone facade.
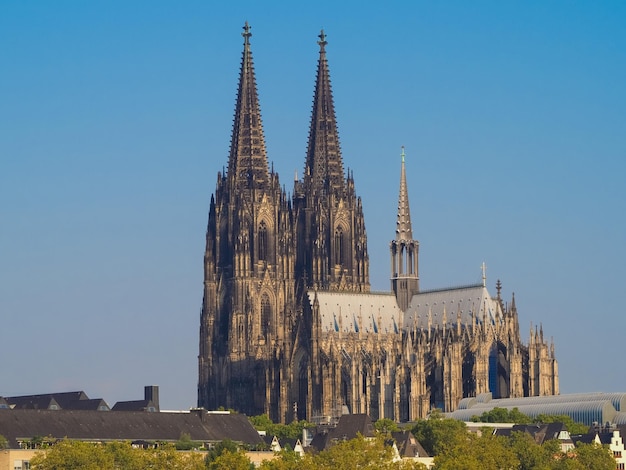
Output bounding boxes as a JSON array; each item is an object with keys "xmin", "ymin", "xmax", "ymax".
[{"xmin": 198, "ymin": 24, "xmax": 558, "ymax": 423}]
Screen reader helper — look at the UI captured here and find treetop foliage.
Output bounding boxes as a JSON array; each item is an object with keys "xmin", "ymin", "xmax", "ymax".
[
  {"xmin": 25, "ymin": 412, "xmax": 614, "ymax": 470},
  {"xmin": 470, "ymin": 408, "xmax": 590, "ymax": 435},
  {"xmin": 249, "ymin": 414, "xmax": 313, "ymax": 440}
]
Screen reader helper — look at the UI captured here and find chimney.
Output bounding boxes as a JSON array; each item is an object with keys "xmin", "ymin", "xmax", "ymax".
[{"xmin": 144, "ymin": 385, "xmax": 160, "ymax": 412}]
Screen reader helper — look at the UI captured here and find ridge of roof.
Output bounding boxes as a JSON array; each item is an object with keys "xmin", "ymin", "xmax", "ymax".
[{"xmin": 417, "ymin": 283, "xmax": 485, "ymax": 295}]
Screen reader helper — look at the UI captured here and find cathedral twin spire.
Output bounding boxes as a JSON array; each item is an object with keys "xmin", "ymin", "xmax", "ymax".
[
  {"xmin": 228, "ymin": 23, "xmax": 345, "ymax": 199},
  {"xmin": 225, "ymin": 23, "xmax": 369, "ymax": 292},
  {"xmin": 228, "ymin": 22, "xmax": 270, "ymax": 191},
  {"xmin": 304, "ymin": 30, "xmax": 346, "ymax": 197}
]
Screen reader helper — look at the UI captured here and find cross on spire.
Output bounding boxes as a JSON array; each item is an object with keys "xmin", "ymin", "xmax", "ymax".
[
  {"xmin": 242, "ymin": 21, "xmax": 251, "ymax": 44},
  {"xmin": 318, "ymin": 29, "xmax": 327, "ymax": 51}
]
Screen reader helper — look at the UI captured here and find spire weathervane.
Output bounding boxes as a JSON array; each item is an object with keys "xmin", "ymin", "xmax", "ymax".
[
  {"xmin": 318, "ymin": 29, "xmax": 327, "ymax": 51},
  {"xmin": 242, "ymin": 21, "xmax": 252, "ymax": 44}
]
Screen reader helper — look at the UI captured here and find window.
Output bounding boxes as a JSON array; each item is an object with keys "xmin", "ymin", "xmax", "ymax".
[
  {"xmin": 261, "ymin": 294, "xmax": 271, "ymax": 338},
  {"xmin": 258, "ymin": 221, "xmax": 268, "ymax": 261},
  {"xmin": 334, "ymin": 227, "xmax": 344, "ymax": 265}
]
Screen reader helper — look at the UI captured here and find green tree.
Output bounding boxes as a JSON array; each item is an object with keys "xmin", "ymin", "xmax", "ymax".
[
  {"xmin": 310, "ymin": 434, "xmax": 397, "ymax": 470},
  {"xmin": 569, "ymin": 442, "xmax": 615, "ymax": 470},
  {"xmin": 175, "ymin": 432, "xmax": 202, "ymax": 450},
  {"xmin": 144, "ymin": 445, "xmax": 205, "ymax": 469},
  {"xmin": 375, "ymin": 418, "xmax": 400, "ymax": 434},
  {"xmin": 30, "ymin": 440, "xmax": 205, "ymax": 470},
  {"xmin": 205, "ymin": 438, "xmax": 240, "ymax": 465},
  {"xmin": 207, "ymin": 449, "xmax": 254, "ymax": 470},
  {"xmin": 471, "ymin": 407, "xmax": 530, "ymax": 424},
  {"xmin": 0, "ymin": 434, "xmax": 8, "ymax": 449},
  {"xmin": 411, "ymin": 410, "xmax": 468, "ymax": 456},
  {"xmin": 249, "ymin": 414, "xmax": 313, "ymax": 440},
  {"xmin": 258, "ymin": 448, "xmax": 311, "ymax": 470},
  {"xmin": 433, "ymin": 432, "xmax": 518, "ymax": 470},
  {"xmin": 30, "ymin": 440, "xmax": 114, "ymax": 470},
  {"xmin": 507, "ymin": 431, "xmax": 554, "ymax": 470},
  {"xmin": 103, "ymin": 441, "xmax": 148, "ymax": 470}
]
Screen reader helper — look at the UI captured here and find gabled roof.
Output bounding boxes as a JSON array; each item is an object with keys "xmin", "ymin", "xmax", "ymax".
[
  {"xmin": 111, "ymin": 400, "xmax": 156, "ymax": 412},
  {"xmin": 68, "ymin": 399, "xmax": 110, "ymax": 411},
  {"xmin": 0, "ymin": 409, "xmax": 262, "ymax": 448},
  {"xmin": 333, "ymin": 414, "xmax": 375, "ymax": 439},
  {"xmin": 597, "ymin": 432, "xmax": 614, "ymax": 445},
  {"xmin": 309, "ymin": 414, "xmax": 375, "ymax": 451},
  {"xmin": 506, "ymin": 423, "xmax": 570, "ymax": 445},
  {"xmin": 391, "ymin": 430, "xmax": 430, "ymax": 458},
  {"xmin": 570, "ymin": 433, "xmax": 600, "ymax": 445},
  {"xmin": 7, "ymin": 391, "xmax": 89, "ymax": 410}
]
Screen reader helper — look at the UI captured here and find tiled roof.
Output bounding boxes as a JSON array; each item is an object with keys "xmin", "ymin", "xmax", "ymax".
[
  {"xmin": 5, "ymin": 391, "xmax": 110, "ymax": 411},
  {"xmin": 405, "ymin": 284, "xmax": 499, "ymax": 329},
  {"xmin": 111, "ymin": 400, "xmax": 155, "ymax": 412},
  {"xmin": 0, "ymin": 409, "xmax": 262, "ymax": 448},
  {"xmin": 309, "ymin": 284, "xmax": 501, "ymax": 335},
  {"xmin": 495, "ymin": 423, "xmax": 570, "ymax": 445},
  {"xmin": 308, "ymin": 414, "xmax": 375, "ymax": 451},
  {"xmin": 391, "ymin": 430, "xmax": 429, "ymax": 458},
  {"xmin": 309, "ymin": 291, "xmax": 401, "ymax": 335},
  {"xmin": 570, "ymin": 433, "xmax": 598, "ymax": 445}
]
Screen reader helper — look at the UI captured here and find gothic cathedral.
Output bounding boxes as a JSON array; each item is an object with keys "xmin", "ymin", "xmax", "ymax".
[{"xmin": 198, "ymin": 24, "xmax": 558, "ymax": 423}]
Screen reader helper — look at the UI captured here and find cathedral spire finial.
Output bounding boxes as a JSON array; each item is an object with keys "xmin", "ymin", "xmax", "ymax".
[
  {"xmin": 401, "ymin": 145, "xmax": 405, "ymax": 163},
  {"xmin": 481, "ymin": 262, "xmax": 487, "ymax": 287},
  {"xmin": 318, "ymin": 29, "xmax": 327, "ymax": 52},
  {"xmin": 242, "ymin": 21, "xmax": 251, "ymax": 44}
]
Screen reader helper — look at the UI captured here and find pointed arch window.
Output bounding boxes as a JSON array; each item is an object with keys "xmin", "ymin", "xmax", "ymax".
[
  {"xmin": 334, "ymin": 227, "xmax": 344, "ymax": 265},
  {"xmin": 261, "ymin": 294, "xmax": 271, "ymax": 338},
  {"xmin": 258, "ymin": 221, "xmax": 268, "ymax": 261}
]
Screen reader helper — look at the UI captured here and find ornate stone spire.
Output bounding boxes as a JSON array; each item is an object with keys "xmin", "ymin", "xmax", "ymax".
[
  {"xmin": 304, "ymin": 29, "xmax": 345, "ymax": 196},
  {"xmin": 396, "ymin": 146, "xmax": 413, "ymax": 241},
  {"xmin": 227, "ymin": 21, "xmax": 270, "ymax": 190},
  {"xmin": 390, "ymin": 146, "xmax": 420, "ymax": 309}
]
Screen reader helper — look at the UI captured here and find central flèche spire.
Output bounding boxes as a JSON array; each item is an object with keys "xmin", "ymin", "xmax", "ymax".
[{"xmin": 396, "ymin": 146, "xmax": 413, "ymax": 241}]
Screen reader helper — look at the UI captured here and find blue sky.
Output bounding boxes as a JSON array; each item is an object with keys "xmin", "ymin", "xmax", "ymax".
[{"xmin": 1, "ymin": 1, "xmax": 625, "ymax": 410}]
